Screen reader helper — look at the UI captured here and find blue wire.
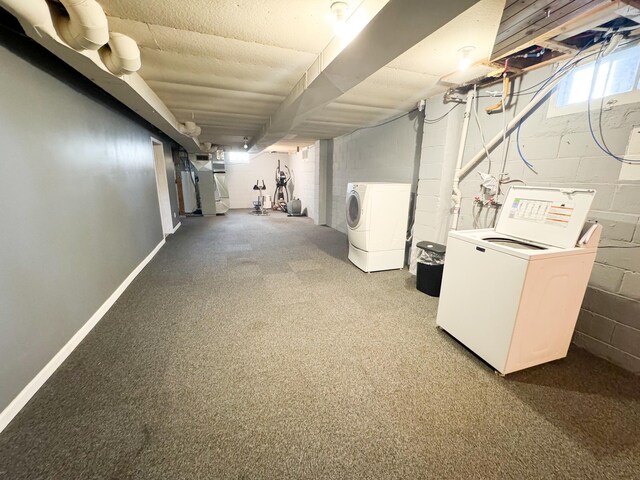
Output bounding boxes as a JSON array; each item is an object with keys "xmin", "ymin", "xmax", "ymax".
[
  {"xmin": 515, "ymin": 40, "xmax": 596, "ymax": 171},
  {"xmin": 586, "ymin": 42, "xmax": 640, "ymax": 164},
  {"xmin": 515, "ymin": 127, "xmax": 536, "ymax": 171}
]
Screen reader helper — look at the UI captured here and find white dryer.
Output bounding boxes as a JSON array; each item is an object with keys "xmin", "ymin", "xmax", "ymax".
[
  {"xmin": 346, "ymin": 182, "xmax": 411, "ymax": 272},
  {"xmin": 436, "ymin": 186, "xmax": 601, "ymax": 375}
]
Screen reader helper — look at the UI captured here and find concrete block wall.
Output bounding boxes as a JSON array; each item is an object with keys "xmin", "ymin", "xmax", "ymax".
[
  {"xmin": 288, "ymin": 141, "xmax": 335, "ymax": 226},
  {"xmin": 412, "ymin": 101, "xmax": 464, "ymax": 259},
  {"xmin": 289, "ymin": 145, "xmax": 318, "ymax": 222},
  {"xmin": 316, "ymin": 139, "xmax": 332, "ymax": 226},
  {"xmin": 413, "ymin": 64, "xmax": 640, "ymax": 372},
  {"xmin": 328, "ymin": 112, "xmax": 423, "ymax": 233}
]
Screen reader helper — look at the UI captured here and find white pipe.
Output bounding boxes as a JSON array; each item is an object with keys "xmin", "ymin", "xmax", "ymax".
[
  {"xmin": 0, "ymin": 0, "xmax": 53, "ymax": 35},
  {"xmin": 432, "ymin": 99, "xmax": 463, "ymax": 245},
  {"xmin": 58, "ymin": 0, "xmax": 109, "ymax": 51},
  {"xmin": 100, "ymin": 33, "xmax": 141, "ymax": 76},
  {"xmin": 458, "ymin": 72, "xmax": 567, "ymax": 181},
  {"xmin": 450, "ymin": 89, "xmax": 475, "ymax": 231},
  {"xmin": 180, "ymin": 122, "xmax": 202, "ymax": 138},
  {"xmin": 0, "ymin": 0, "xmax": 200, "ymax": 152},
  {"xmin": 602, "ymin": 33, "xmax": 622, "ymax": 57}
]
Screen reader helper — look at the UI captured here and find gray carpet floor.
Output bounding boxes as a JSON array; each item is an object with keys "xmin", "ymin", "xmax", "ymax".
[{"xmin": 1, "ymin": 211, "xmax": 639, "ymax": 479}]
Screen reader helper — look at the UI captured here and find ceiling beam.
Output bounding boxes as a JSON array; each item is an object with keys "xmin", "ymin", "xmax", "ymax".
[{"xmin": 252, "ymin": 0, "xmax": 479, "ymax": 151}]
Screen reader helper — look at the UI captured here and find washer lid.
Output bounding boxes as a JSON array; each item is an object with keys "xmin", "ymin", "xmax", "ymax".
[{"xmin": 495, "ymin": 186, "xmax": 596, "ymax": 249}]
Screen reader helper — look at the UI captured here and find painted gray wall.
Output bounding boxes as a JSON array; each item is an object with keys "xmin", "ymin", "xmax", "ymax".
[
  {"xmin": 328, "ymin": 112, "xmax": 423, "ymax": 233},
  {"xmin": 414, "ymin": 64, "xmax": 640, "ymax": 372},
  {"xmin": 162, "ymin": 142, "xmax": 180, "ymax": 227},
  {"xmin": 0, "ymin": 33, "xmax": 179, "ymax": 412}
]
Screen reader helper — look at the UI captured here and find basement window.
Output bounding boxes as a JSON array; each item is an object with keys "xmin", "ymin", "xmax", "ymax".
[
  {"xmin": 548, "ymin": 43, "xmax": 640, "ymax": 117},
  {"xmin": 226, "ymin": 152, "xmax": 250, "ymax": 164}
]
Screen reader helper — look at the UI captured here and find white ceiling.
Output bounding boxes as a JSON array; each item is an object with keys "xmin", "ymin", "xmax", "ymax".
[{"xmin": 99, "ymin": 0, "xmax": 505, "ymax": 151}]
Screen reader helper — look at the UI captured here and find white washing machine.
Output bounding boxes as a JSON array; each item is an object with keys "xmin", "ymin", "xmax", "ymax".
[
  {"xmin": 436, "ymin": 186, "xmax": 601, "ymax": 375},
  {"xmin": 346, "ymin": 182, "xmax": 411, "ymax": 272}
]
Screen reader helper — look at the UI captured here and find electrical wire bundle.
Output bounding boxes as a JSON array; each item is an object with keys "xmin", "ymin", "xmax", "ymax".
[
  {"xmin": 586, "ymin": 39, "xmax": 640, "ymax": 165},
  {"xmin": 516, "ymin": 34, "xmax": 640, "ymax": 168}
]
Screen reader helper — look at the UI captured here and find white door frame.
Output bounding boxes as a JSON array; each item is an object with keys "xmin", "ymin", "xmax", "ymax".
[{"xmin": 151, "ymin": 137, "xmax": 174, "ymax": 236}]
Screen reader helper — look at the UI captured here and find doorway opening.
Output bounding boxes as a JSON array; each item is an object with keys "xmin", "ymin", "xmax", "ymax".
[{"xmin": 151, "ymin": 138, "xmax": 174, "ymax": 236}]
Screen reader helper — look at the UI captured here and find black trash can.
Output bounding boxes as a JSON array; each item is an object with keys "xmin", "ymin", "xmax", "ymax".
[{"xmin": 415, "ymin": 241, "xmax": 446, "ymax": 297}]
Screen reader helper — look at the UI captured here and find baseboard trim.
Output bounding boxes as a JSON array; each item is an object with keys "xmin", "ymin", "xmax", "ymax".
[
  {"xmin": 0, "ymin": 238, "xmax": 166, "ymax": 434},
  {"xmin": 171, "ymin": 221, "xmax": 181, "ymax": 234}
]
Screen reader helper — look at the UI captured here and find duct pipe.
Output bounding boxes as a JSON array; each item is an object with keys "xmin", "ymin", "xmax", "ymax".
[
  {"xmin": 0, "ymin": 0, "xmax": 53, "ymax": 35},
  {"xmin": 457, "ymin": 72, "xmax": 567, "ymax": 181},
  {"xmin": 100, "ymin": 33, "xmax": 141, "ymax": 76},
  {"xmin": 180, "ymin": 122, "xmax": 202, "ymax": 138},
  {"xmin": 57, "ymin": 0, "xmax": 109, "ymax": 51},
  {"xmin": 450, "ymin": 89, "xmax": 475, "ymax": 231}
]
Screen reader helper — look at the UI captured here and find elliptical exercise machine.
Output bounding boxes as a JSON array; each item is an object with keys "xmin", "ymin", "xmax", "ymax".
[{"xmin": 273, "ymin": 160, "xmax": 291, "ymax": 212}]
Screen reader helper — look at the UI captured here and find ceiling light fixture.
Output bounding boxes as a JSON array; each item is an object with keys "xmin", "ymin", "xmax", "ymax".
[
  {"xmin": 243, "ymin": 137, "xmax": 249, "ymax": 150},
  {"xmin": 331, "ymin": 2, "xmax": 349, "ymax": 23},
  {"xmin": 330, "ymin": 1, "xmax": 352, "ymax": 39},
  {"xmin": 457, "ymin": 46, "xmax": 475, "ymax": 71}
]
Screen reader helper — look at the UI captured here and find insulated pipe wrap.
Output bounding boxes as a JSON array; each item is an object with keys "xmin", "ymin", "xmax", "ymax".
[
  {"xmin": 101, "ymin": 33, "xmax": 141, "ymax": 75},
  {"xmin": 0, "ymin": 0, "xmax": 52, "ymax": 33},
  {"xmin": 180, "ymin": 122, "xmax": 202, "ymax": 138},
  {"xmin": 58, "ymin": 0, "xmax": 109, "ymax": 50}
]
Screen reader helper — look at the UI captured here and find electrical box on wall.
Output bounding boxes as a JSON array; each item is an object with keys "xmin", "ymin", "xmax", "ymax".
[{"xmin": 619, "ymin": 126, "xmax": 640, "ymax": 180}]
